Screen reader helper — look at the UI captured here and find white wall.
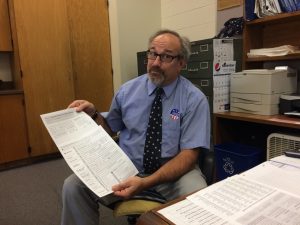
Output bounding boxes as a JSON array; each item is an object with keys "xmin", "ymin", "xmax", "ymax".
[
  {"xmin": 108, "ymin": 0, "xmax": 161, "ymax": 92},
  {"xmin": 161, "ymin": 0, "xmax": 217, "ymax": 41}
]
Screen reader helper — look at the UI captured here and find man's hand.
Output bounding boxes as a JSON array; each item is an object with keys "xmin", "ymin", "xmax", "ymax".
[
  {"xmin": 112, "ymin": 176, "xmax": 146, "ymax": 199},
  {"xmin": 68, "ymin": 100, "xmax": 96, "ymax": 117}
]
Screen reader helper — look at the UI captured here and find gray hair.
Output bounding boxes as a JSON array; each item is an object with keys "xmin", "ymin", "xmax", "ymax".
[{"xmin": 148, "ymin": 29, "xmax": 191, "ymax": 62}]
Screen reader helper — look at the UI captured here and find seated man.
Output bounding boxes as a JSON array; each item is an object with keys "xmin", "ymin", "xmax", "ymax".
[{"xmin": 61, "ymin": 29, "xmax": 211, "ymax": 225}]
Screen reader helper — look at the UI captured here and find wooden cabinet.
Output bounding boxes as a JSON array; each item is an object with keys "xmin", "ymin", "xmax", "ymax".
[
  {"xmin": 0, "ymin": 0, "xmax": 12, "ymax": 51},
  {"xmin": 2, "ymin": 0, "xmax": 113, "ymax": 161},
  {"xmin": 0, "ymin": 92, "xmax": 28, "ymax": 164}
]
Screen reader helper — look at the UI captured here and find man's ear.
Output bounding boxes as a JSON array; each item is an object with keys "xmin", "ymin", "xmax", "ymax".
[{"xmin": 179, "ymin": 59, "xmax": 187, "ymax": 69}]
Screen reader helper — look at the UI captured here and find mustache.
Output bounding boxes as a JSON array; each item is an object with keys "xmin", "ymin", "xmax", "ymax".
[{"xmin": 149, "ymin": 67, "xmax": 163, "ymax": 74}]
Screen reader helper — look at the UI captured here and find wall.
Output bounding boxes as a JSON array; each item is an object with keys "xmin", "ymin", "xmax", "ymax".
[
  {"xmin": 108, "ymin": 0, "xmax": 161, "ymax": 93},
  {"xmin": 161, "ymin": 0, "xmax": 217, "ymax": 41}
]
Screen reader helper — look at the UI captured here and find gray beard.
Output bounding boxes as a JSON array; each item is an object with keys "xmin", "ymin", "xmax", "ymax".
[{"xmin": 148, "ymin": 73, "xmax": 165, "ymax": 87}]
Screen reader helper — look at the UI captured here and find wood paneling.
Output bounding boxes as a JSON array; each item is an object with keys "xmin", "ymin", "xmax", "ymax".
[
  {"xmin": 66, "ymin": 0, "xmax": 113, "ymax": 112},
  {"xmin": 12, "ymin": 0, "xmax": 75, "ymax": 156},
  {"xmin": 9, "ymin": 0, "xmax": 113, "ymax": 158},
  {"xmin": 0, "ymin": 94, "xmax": 28, "ymax": 163},
  {"xmin": 0, "ymin": 0, "xmax": 12, "ymax": 51}
]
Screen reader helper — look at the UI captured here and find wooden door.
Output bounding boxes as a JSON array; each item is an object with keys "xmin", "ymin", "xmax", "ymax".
[
  {"xmin": 0, "ymin": 0, "xmax": 12, "ymax": 51},
  {"xmin": 66, "ymin": 0, "xmax": 113, "ymax": 111},
  {"xmin": 12, "ymin": 0, "xmax": 75, "ymax": 156},
  {"xmin": 0, "ymin": 94, "xmax": 28, "ymax": 163}
]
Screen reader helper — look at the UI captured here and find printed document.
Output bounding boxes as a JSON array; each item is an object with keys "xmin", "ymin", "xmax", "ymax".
[
  {"xmin": 158, "ymin": 174, "xmax": 300, "ymax": 224},
  {"xmin": 41, "ymin": 108, "xmax": 138, "ymax": 197}
]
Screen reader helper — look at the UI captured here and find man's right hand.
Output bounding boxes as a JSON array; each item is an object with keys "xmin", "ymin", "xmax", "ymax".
[{"xmin": 68, "ymin": 100, "xmax": 96, "ymax": 117}]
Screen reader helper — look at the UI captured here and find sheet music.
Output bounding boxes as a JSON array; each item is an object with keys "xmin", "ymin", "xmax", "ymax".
[
  {"xmin": 158, "ymin": 175, "xmax": 300, "ymax": 225},
  {"xmin": 41, "ymin": 108, "xmax": 138, "ymax": 197}
]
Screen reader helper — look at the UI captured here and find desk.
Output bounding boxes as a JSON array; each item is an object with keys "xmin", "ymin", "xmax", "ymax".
[
  {"xmin": 213, "ymin": 112, "xmax": 300, "ymax": 159},
  {"xmin": 137, "ymin": 197, "xmax": 184, "ymax": 225},
  {"xmin": 137, "ymin": 156, "xmax": 300, "ymax": 225}
]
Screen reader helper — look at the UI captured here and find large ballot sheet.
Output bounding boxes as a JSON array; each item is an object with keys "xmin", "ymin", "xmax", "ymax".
[{"xmin": 41, "ymin": 108, "xmax": 138, "ymax": 198}]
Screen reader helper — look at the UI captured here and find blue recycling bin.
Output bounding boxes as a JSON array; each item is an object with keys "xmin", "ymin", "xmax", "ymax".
[{"xmin": 214, "ymin": 143, "xmax": 263, "ymax": 181}]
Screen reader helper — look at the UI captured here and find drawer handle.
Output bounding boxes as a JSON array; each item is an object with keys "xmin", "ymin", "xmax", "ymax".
[
  {"xmin": 201, "ymin": 80, "xmax": 209, "ymax": 86},
  {"xmin": 200, "ymin": 44, "xmax": 209, "ymax": 52},
  {"xmin": 200, "ymin": 62, "xmax": 208, "ymax": 69},
  {"xmin": 191, "ymin": 51, "xmax": 199, "ymax": 55},
  {"xmin": 188, "ymin": 68, "xmax": 199, "ymax": 72}
]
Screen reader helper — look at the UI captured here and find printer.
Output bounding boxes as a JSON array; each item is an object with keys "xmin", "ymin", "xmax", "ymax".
[
  {"xmin": 279, "ymin": 94, "xmax": 300, "ymax": 116},
  {"xmin": 230, "ymin": 69, "xmax": 297, "ymax": 115}
]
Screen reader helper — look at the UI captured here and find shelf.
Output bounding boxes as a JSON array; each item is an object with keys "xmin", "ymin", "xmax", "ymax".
[
  {"xmin": 246, "ymin": 53, "xmax": 300, "ymax": 62},
  {"xmin": 246, "ymin": 11, "xmax": 300, "ymax": 26},
  {"xmin": 214, "ymin": 112, "xmax": 300, "ymax": 129}
]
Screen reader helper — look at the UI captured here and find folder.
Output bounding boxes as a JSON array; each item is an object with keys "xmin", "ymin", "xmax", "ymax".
[
  {"xmin": 294, "ymin": 0, "xmax": 300, "ymax": 9},
  {"xmin": 278, "ymin": 0, "xmax": 289, "ymax": 11},
  {"xmin": 287, "ymin": 0, "xmax": 297, "ymax": 11}
]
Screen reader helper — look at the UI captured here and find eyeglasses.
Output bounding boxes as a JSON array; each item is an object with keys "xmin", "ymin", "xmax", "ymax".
[{"xmin": 146, "ymin": 50, "xmax": 181, "ymax": 63}]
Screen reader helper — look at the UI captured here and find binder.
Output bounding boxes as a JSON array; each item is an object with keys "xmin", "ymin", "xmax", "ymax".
[
  {"xmin": 287, "ymin": 0, "xmax": 297, "ymax": 11},
  {"xmin": 279, "ymin": 0, "xmax": 291, "ymax": 11},
  {"xmin": 294, "ymin": 0, "xmax": 300, "ymax": 9},
  {"xmin": 245, "ymin": 0, "xmax": 258, "ymax": 21},
  {"xmin": 280, "ymin": 0, "xmax": 294, "ymax": 11}
]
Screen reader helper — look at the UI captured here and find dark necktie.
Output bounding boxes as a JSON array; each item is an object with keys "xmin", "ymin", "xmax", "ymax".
[{"xmin": 143, "ymin": 88, "xmax": 163, "ymax": 174}]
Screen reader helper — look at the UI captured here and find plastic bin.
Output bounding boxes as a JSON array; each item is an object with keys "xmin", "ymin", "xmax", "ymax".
[{"xmin": 214, "ymin": 143, "xmax": 263, "ymax": 181}]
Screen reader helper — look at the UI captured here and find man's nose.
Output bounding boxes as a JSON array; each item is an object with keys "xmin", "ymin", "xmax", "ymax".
[{"xmin": 152, "ymin": 55, "xmax": 162, "ymax": 65}]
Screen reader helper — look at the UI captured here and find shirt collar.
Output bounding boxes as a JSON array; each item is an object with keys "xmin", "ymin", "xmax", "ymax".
[{"xmin": 147, "ymin": 77, "xmax": 179, "ymax": 98}]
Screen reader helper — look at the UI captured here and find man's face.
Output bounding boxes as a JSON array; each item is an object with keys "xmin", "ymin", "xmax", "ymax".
[{"xmin": 147, "ymin": 33, "xmax": 186, "ymax": 87}]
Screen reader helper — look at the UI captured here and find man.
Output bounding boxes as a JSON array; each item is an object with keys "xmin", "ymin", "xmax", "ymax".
[{"xmin": 61, "ymin": 29, "xmax": 210, "ymax": 225}]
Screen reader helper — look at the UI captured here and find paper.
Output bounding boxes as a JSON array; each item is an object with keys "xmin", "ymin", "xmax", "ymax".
[
  {"xmin": 40, "ymin": 108, "xmax": 138, "ymax": 197},
  {"xmin": 158, "ymin": 163, "xmax": 300, "ymax": 224},
  {"xmin": 247, "ymin": 45, "xmax": 300, "ymax": 58},
  {"xmin": 159, "ymin": 175, "xmax": 300, "ymax": 224}
]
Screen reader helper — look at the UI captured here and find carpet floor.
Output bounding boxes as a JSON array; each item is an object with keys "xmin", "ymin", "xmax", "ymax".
[{"xmin": 0, "ymin": 158, "xmax": 127, "ymax": 225}]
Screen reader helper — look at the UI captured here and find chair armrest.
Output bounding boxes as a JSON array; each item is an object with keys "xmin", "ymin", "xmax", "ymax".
[{"xmin": 199, "ymin": 150, "xmax": 215, "ymax": 186}]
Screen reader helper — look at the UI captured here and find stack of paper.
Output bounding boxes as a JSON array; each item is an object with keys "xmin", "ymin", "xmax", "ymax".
[{"xmin": 247, "ymin": 45, "xmax": 300, "ymax": 58}]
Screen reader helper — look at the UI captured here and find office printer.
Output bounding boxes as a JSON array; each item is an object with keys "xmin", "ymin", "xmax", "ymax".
[
  {"xmin": 279, "ymin": 94, "xmax": 300, "ymax": 116},
  {"xmin": 230, "ymin": 69, "xmax": 297, "ymax": 115}
]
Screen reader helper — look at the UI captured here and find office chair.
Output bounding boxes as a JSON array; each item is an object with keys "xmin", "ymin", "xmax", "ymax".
[{"xmin": 112, "ymin": 149, "xmax": 215, "ymax": 224}]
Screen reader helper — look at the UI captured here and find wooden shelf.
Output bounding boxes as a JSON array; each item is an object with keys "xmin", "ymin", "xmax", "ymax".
[
  {"xmin": 246, "ymin": 11, "xmax": 300, "ymax": 26},
  {"xmin": 243, "ymin": 2, "xmax": 300, "ymax": 69}
]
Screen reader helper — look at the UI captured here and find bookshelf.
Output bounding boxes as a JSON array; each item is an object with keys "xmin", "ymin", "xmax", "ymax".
[{"xmin": 243, "ymin": 10, "xmax": 300, "ymax": 69}]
